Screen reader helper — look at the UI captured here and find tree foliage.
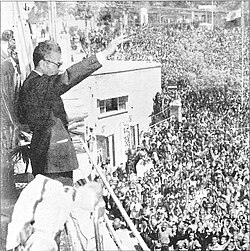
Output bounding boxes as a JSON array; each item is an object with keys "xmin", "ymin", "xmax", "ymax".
[
  {"xmin": 28, "ymin": 2, "xmax": 48, "ymax": 23},
  {"xmin": 73, "ymin": 2, "xmax": 94, "ymax": 20},
  {"xmin": 98, "ymin": 7, "xmax": 112, "ymax": 24}
]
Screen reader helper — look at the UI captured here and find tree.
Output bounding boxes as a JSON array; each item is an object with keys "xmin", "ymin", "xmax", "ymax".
[
  {"xmin": 73, "ymin": 2, "xmax": 95, "ymax": 20},
  {"xmin": 98, "ymin": 7, "xmax": 112, "ymax": 25},
  {"xmin": 28, "ymin": 2, "xmax": 78, "ymax": 24},
  {"xmin": 163, "ymin": 1, "xmax": 190, "ymax": 8},
  {"xmin": 28, "ymin": 2, "xmax": 48, "ymax": 23},
  {"xmin": 56, "ymin": 2, "xmax": 76, "ymax": 18}
]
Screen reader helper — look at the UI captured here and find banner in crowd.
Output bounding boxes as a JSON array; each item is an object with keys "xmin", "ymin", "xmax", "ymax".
[{"xmin": 226, "ymin": 8, "xmax": 241, "ymax": 21}]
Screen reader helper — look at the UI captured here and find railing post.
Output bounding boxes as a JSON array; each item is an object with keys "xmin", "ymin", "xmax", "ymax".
[{"xmin": 93, "ymin": 207, "xmax": 102, "ymax": 251}]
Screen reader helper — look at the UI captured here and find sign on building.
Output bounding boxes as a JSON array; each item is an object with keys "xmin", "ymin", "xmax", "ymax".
[{"xmin": 140, "ymin": 8, "xmax": 148, "ymax": 25}]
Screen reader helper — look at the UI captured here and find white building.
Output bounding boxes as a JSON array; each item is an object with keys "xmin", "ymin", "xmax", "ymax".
[{"xmin": 62, "ymin": 60, "xmax": 161, "ymax": 168}]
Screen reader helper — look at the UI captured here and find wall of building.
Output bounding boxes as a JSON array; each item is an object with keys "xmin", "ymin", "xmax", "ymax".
[{"xmin": 62, "ymin": 60, "xmax": 161, "ymax": 167}]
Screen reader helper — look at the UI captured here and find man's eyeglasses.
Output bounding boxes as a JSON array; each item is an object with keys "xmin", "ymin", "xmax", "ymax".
[{"xmin": 44, "ymin": 59, "xmax": 63, "ymax": 68}]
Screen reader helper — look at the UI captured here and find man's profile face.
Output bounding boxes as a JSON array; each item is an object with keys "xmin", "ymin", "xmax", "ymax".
[
  {"xmin": 9, "ymin": 38, "xmax": 16, "ymax": 50},
  {"xmin": 42, "ymin": 50, "xmax": 62, "ymax": 76}
]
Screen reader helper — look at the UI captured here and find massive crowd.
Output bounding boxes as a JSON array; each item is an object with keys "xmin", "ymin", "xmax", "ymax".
[
  {"xmin": 83, "ymin": 23, "xmax": 248, "ymax": 91},
  {"xmin": 6, "ymin": 16, "xmax": 249, "ymax": 251},
  {"xmin": 2, "ymin": 2, "xmax": 249, "ymax": 249},
  {"xmin": 101, "ymin": 94, "xmax": 249, "ymax": 250},
  {"xmin": 93, "ymin": 24, "xmax": 250, "ymax": 251}
]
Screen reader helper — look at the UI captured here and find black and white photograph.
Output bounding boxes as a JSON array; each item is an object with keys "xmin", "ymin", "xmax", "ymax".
[{"xmin": 1, "ymin": 1, "xmax": 249, "ymax": 250}]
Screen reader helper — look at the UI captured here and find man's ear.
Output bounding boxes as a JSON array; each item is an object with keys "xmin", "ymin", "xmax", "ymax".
[
  {"xmin": 39, "ymin": 59, "xmax": 45, "ymax": 68},
  {"xmin": 37, "ymin": 60, "xmax": 46, "ymax": 73}
]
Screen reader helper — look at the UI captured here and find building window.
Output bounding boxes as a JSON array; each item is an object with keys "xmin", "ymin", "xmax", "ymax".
[
  {"xmin": 98, "ymin": 96, "xmax": 128, "ymax": 114},
  {"xmin": 118, "ymin": 96, "xmax": 127, "ymax": 111},
  {"xmin": 106, "ymin": 98, "xmax": 118, "ymax": 112}
]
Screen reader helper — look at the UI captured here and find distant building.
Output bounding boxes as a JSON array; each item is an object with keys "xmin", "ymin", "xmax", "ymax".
[
  {"xmin": 62, "ymin": 60, "xmax": 161, "ymax": 167},
  {"xmin": 147, "ymin": 5, "xmax": 227, "ymax": 28}
]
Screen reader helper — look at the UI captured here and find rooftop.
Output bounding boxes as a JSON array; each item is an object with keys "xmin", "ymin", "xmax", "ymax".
[{"xmin": 92, "ymin": 60, "xmax": 161, "ymax": 76}]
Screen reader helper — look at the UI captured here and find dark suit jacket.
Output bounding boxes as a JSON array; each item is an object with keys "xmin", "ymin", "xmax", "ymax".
[
  {"xmin": 1, "ymin": 57, "xmax": 21, "ymax": 151},
  {"xmin": 18, "ymin": 55, "xmax": 102, "ymax": 175}
]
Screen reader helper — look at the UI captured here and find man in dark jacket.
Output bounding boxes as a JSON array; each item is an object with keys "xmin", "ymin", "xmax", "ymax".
[{"xmin": 18, "ymin": 35, "xmax": 128, "ymax": 185}]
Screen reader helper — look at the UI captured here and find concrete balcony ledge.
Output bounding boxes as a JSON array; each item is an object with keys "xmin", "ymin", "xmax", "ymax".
[{"xmin": 98, "ymin": 110, "xmax": 128, "ymax": 119}]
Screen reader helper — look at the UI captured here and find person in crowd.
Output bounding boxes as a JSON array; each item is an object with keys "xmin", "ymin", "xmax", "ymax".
[
  {"xmin": 1, "ymin": 30, "xmax": 15, "ymax": 60},
  {"xmin": 158, "ymin": 222, "xmax": 171, "ymax": 251},
  {"xmin": 130, "ymin": 196, "xmax": 142, "ymax": 230},
  {"xmin": 207, "ymin": 234, "xmax": 226, "ymax": 251}
]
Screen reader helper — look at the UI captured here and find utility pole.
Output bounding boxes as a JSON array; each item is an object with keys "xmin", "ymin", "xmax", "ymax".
[
  {"xmin": 241, "ymin": 0, "xmax": 244, "ymax": 106},
  {"xmin": 48, "ymin": 2, "xmax": 57, "ymax": 42},
  {"xmin": 211, "ymin": 0, "xmax": 214, "ymax": 30}
]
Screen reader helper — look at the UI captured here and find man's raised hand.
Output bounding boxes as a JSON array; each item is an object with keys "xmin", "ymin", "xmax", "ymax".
[{"xmin": 102, "ymin": 33, "xmax": 132, "ymax": 58}]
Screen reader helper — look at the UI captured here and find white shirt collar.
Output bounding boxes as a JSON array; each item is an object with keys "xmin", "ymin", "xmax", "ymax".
[{"xmin": 33, "ymin": 69, "xmax": 43, "ymax": 76}]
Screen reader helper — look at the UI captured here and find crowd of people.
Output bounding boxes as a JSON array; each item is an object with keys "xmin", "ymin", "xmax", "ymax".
[
  {"xmin": 111, "ymin": 24, "xmax": 248, "ymax": 92},
  {"xmin": 67, "ymin": 21, "xmax": 249, "ymax": 96},
  {"xmin": 3, "ymin": 12, "xmax": 249, "ymax": 250},
  {"xmin": 94, "ymin": 23, "xmax": 250, "ymax": 251},
  {"xmin": 101, "ymin": 94, "xmax": 249, "ymax": 250}
]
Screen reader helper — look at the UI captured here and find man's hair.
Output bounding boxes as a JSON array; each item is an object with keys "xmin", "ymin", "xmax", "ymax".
[
  {"xmin": 33, "ymin": 40, "xmax": 61, "ymax": 67},
  {"xmin": 1, "ymin": 30, "xmax": 14, "ymax": 42}
]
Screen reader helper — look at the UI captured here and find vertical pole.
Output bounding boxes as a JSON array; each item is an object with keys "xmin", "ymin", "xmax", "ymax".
[
  {"xmin": 211, "ymin": 0, "xmax": 214, "ymax": 30},
  {"xmin": 48, "ymin": 2, "xmax": 52, "ymax": 39},
  {"xmin": 121, "ymin": 16, "xmax": 124, "ymax": 60},
  {"xmin": 93, "ymin": 208, "xmax": 102, "ymax": 251},
  {"xmin": 241, "ymin": 0, "xmax": 244, "ymax": 106},
  {"xmin": 53, "ymin": 2, "xmax": 58, "ymax": 42},
  {"xmin": 48, "ymin": 2, "xmax": 52, "ymax": 40},
  {"xmin": 48, "ymin": 2, "xmax": 57, "ymax": 42}
]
